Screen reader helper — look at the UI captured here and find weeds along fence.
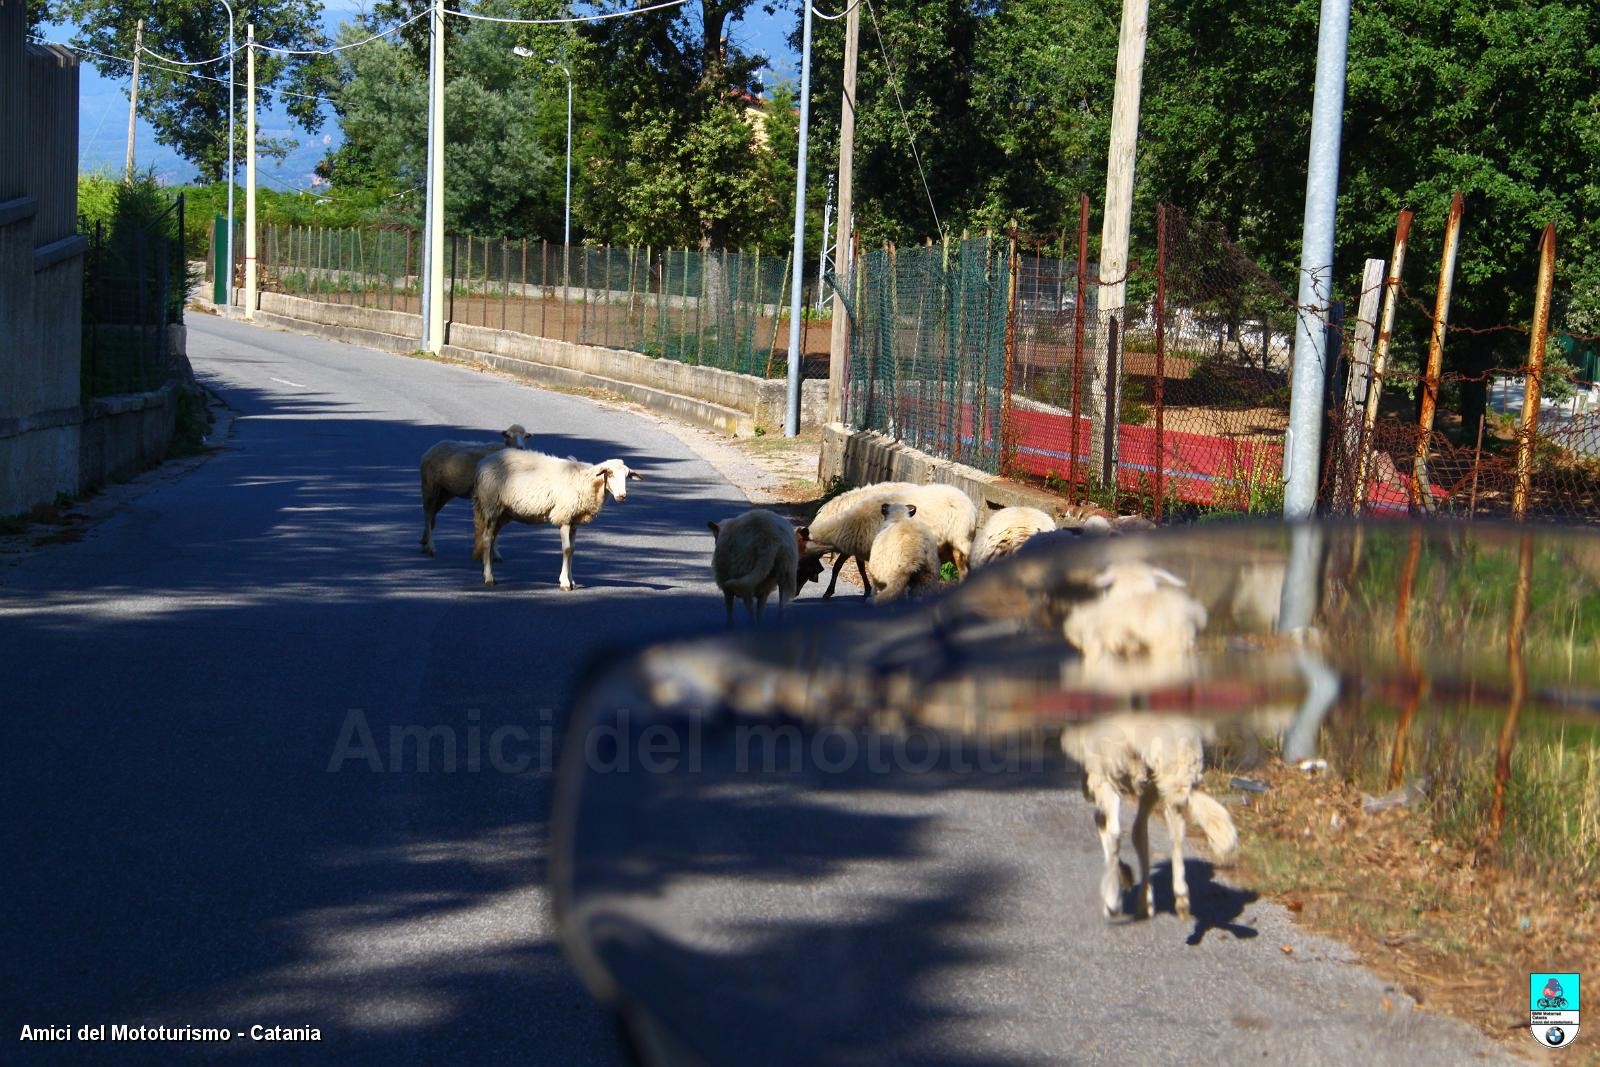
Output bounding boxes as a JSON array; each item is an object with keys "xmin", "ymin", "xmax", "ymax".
[
  {"xmin": 80, "ymin": 192, "xmax": 187, "ymax": 399},
  {"xmin": 254, "ymin": 226, "xmax": 829, "ymax": 378}
]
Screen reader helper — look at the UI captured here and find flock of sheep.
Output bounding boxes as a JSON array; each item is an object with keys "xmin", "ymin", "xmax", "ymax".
[{"xmin": 418, "ymin": 423, "xmax": 1235, "ymax": 922}]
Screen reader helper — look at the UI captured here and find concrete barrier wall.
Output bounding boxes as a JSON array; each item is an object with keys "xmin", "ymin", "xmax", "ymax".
[
  {"xmin": 78, "ymin": 385, "xmax": 179, "ymax": 491},
  {"xmin": 820, "ymin": 423, "xmax": 1080, "ymax": 517},
  {"xmin": 250, "ymin": 291, "xmax": 829, "ymax": 436}
]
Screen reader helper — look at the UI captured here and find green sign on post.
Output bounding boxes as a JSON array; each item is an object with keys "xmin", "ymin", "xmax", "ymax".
[{"xmin": 213, "ymin": 214, "xmax": 228, "ymax": 306}]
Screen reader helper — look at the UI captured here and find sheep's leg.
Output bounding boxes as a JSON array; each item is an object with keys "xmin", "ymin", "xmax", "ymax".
[
  {"xmin": 855, "ymin": 555, "xmax": 871, "ymax": 599},
  {"xmin": 481, "ymin": 521, "xmax": 499, "ymax": 586},
  {"xmin": 1132, "ymin": 787, "xmax": 1158, "ymax": 919},
  {"xmin": 749, "ymin": 594, "xmax": 762, "ymax": 623},
  {"xmin": 724, "ymin": 591, "xmax": 735, "ymax": 627},
  {"xmin": 1087, "ymin": 775, "xmax": 1125, "ymax": 919},
  {"xmin": 558, "ymin": 524, "xmax": 576, "ymax": 591},
  {"xmin": 421, "ymin": 493, "xmax": 443, "ymax": 556},
  {"xmin": 822, "ymin": 553, "xmax": 848, "ymax": 599},
  {"xmin": 1166, "ymin": 797, "xmax": 1191, "ymax": 919},
  {"xmin": 952, "ymin": 546, "xmax": 969, "ymax": 577}
]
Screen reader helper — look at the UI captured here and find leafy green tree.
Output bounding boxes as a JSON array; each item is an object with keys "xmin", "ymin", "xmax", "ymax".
[{"xmin": 62, "ymin": 0, "xmax": 336, "ymax": 180}]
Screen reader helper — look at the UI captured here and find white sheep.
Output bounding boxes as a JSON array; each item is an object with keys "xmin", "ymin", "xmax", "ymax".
[
  {"xmin": 865, "ymin": 502, "xmax": 942, "ymax": 603},
  {"xmin": 804, "ymin": 482, "xmax": 978, "ymax": 598},
  {"xmin": 969, "ymin": 506, "xmax": 1057, "ymax": 568},
  {"xmin": 708, "ymin": 509, "xmax": 810, "ymax": 625},
  {"xmin": 471, "ymin": 451, "xmax": 641, "ymax": 589},
  {"xmin": 1062, "ymin": 560, "xmax": 1208, "ymax": 677},
  {"xmin": 1060, "ymin": 712, "xmax": 1238, "ymax": 920},
  {"xmin": 803, "ymin": 483, "xmax": 901, "ymax": 598},
  {"xmin": 418, "ymin": 424, "xmax": 529, "ymax": 557}
]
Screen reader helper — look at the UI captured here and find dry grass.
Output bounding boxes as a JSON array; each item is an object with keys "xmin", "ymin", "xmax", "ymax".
[{"xmin": 1228, "ymin": 757, "xmax": 1599, "ymax": 1060}]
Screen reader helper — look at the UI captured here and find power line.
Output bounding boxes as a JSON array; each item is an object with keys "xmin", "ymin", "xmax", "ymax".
[
  {"xmin": 861, "ymin": 0, "xmax": 941, "ymax": 241},
  {"xmin": 253, "ymin": 10, "xmax": 429, "ymax": 56},
  {"xmin": 447, "ymin": 0, "xmax": 692, "ymax": 26},
  {"xmin": 28, "ymin": 36, "xmax": 333, "ymax": 104},
  {"xmin": 811, "ymin": 0, "xmax": 863, "ymax": 23}
]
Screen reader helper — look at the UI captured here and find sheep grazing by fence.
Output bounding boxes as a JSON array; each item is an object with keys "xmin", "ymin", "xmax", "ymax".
[
  {"xmin": 1061, "ymin": 713, "xmax": 1238, "ymax": 920},
  {"xmin": 865, "ymin": 503, "xmax": 942, "ymax": 603},
  {"xmin": 970, "ymin": 506, "xmax": 1057, "ymax": 569},
  {"xmin": 471, "ymin": 451, "xmax": 641, "ymax": 589},
  {"xmin": 709, "ymin": 509, "xmax": 810, "ymax": 624},
  {"xmin": 418, "ymin": 424, "xmax": 529, "ymax": 557},
  {"xmin": 804, "ymin": 482, "xmax": 978, "ymax": 598}
]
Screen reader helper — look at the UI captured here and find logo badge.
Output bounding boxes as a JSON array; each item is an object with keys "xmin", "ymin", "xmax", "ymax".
[{"xmin": 1530, "ymin": 972, "xmax": 1580, "ymax": 1048}]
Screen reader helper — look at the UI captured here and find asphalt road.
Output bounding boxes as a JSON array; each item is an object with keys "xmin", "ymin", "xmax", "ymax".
[
  {"xmin": 3, "ymin": 315, "xmax": 754, "ymax": 1063},
  {"xmin": 2, "ymin": 317, "xmax": 1514, "ymax": 1065}
]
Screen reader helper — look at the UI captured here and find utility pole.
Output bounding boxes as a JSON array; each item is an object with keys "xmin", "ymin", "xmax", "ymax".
[
  {"xmin": 244, "ymin": 23, "xmax": 257, "ymax": 319},
  {"xmin": 783, "ymin": 0, "xmax": 816, "ymax": 437},
  {"xmin": 1091, "ymin": 0, "xmax": 1149, "ymax": 485},
  {"xmin": 420, "ymin": 0, "xmax": 446, "ymax": 352},
  {"xmin": 1283, "ymin": 0, "xmax": 1351, "ymax": 518},
  {"xmin": 824, "ymin": 0, "xmax": 859, "ymax": 427},
  {"xmin": 124, "ymin": 18, "xmax": 143, "ymax": 178}
]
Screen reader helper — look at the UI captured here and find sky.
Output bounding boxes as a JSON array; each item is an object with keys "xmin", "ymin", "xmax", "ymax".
[{"xmin": 36, "ymin": 2, "xmax": 802, "ymax": 192}]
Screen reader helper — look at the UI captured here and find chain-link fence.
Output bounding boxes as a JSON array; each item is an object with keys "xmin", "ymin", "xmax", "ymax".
[
  {"xmin": 843, "ymin": 210, "xmax": 1300, "ymax": 520},
  {"xmin": 846, "ymin": 237, "xmax": 1012, "ymax": 472},
  {"xmin": 255, "ymin": 226, "xmax": 829, "ymax": 378}
]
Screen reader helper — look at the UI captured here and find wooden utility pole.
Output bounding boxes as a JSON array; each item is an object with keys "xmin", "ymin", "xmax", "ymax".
[
  {"xmin": 124, "ymin": 19, "xmax": 144, "ymax": 179},
  {"xmin": 825, "ymin": 0, "xmax": 860, "ymax": 427},
  {"xmin": 1091, "ymin": 0, "xmax": 1150, "ymax": 483}
]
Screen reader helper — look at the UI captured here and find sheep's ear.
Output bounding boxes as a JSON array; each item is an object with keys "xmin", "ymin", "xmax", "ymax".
[
  {"xmin": 880, "ymin": 502, "xmax": 891, "ymax": 517},
  {"xmin": 1092, "ymin": 569, "xmax": 1117, "ymax": 590},
  {"xmin": 707, "ymin": 521, "xmax": 720, "ymax": 538},
  {"xmin": 906, "ymin": 504, "xmax": 917, "ymax": 518},
  {"xmin": 627, "ymin": 468, "xmax": 643, "ymax": 480},
  {"xmin": 593, "ymin": 469, "xmax": 609, "ymax": 490},
  {"xmin": 1151, "ymin": 567, "xmax": 1187, "ymax": 588},
  {"xmin": 796, "ymin": 524, "xmax": 811, "ymax": 541}
]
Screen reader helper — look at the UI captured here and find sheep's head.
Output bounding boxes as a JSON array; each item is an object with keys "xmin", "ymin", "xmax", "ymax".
[
  {"xmin": 502, "ymin": 424, "xmax": 531, "ymax": 449},
  {"xmin": 1092, "ymin": 560, "xmax": 1186, "ymax": 597},
  {"xmin": 795, "ymin": 524, "xmax": 828, "ymax": 587},
  {"xmin": 880, "ymin": 502, "xmax": 916, "ymax": 522},
  {"xmin": 593, "ymin": 459, "xmax": 642, "ymax": 502}
]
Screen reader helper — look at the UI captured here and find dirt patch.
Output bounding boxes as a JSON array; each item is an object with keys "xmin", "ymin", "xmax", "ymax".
[{"xmin": 1226, "ymin": 760, "xmax": 1598, "ymax": 1061}]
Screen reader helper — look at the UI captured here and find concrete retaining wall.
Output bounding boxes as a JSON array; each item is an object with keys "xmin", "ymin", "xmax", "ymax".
[
  {"xmin": 820, "ymin": 423, "xmax": 1080, "ymax": 517},
  {"xmin": 246, "ymin": 290, "xmax": 828, "ymax": 437},
  {"xmin": 78, "ymin": 384, "xmax": 179, "ymax": 490}
]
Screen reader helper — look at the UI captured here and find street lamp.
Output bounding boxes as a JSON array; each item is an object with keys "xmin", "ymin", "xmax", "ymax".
[
  {"xmin": 220, "ymin": 0, "xmax": 236, "ymax": 312},
  {"xmin": 511, "ymin": 46, "xmax": 571, "ymax": 264}
]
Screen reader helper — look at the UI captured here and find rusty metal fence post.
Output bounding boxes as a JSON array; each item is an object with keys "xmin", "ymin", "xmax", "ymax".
[
  {"xmin": 1411, "ymin": 192, "xmax": 1464, "ymax": 513},
  {"xmin": 1512, "ymin": 223, "xmax": 1557, "ymax": 520},
  {"xmin": 1102, "ymin": 315, "xmax": 1120, "ymax": 489},
  {"xmin": 1153, "ymin": 203, "xmax": 1168, "ymax": 521}
]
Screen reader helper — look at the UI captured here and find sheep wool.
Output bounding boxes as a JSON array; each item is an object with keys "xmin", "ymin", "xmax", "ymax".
[
  {"xmin": 865, "ymin": 503, "xmax": 942, "ymax": 604},
  {"xmin": 472, "ymin": 450, "xmax": 640, "ymax": 590},
  {"xmin": 969, "ymin": 506, "xmax": 1057, "ymax": 569},
  {"xmin": 708, "ymin": 508, "xmax": 805, "ymax": 625},
  {"xmin": 418, "ymin": 424, "xmax": 529, "ymax": 557}
]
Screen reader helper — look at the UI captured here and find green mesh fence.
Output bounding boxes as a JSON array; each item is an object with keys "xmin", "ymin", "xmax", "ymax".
[
  {"xmin": 257, "ymin": 225, "xmax": 820, "ymax": 378},
  {"xmin": 847, "ymin": 238, "xmax": 1011, "ymax": 473}
]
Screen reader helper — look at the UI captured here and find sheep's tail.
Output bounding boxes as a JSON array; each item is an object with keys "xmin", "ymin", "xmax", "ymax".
[
  {"xmin": 1187, "ymin": 789, "xmax": 1238, "ymax": 863},
  {"xmin": 723, "ymin": 542, "xmax": 783, "ymax": 598}
]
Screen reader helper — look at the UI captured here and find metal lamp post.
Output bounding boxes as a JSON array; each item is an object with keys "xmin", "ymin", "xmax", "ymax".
[
  {"xmin": 221, "ymin": 0, "xmax": 235, "ymax": 311},
  {"xmin": 512, "ymin": 46, "xmax": 572, "ymax": 273}
]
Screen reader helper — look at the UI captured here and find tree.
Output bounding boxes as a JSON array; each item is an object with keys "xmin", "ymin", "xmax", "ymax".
[
  {"xmin": 62, "ymin": 0, "xmax": 336, "ymax": 181},
  {"xmin": 319, "ymin": 12, "xmax": 563, "ymax": 237}
]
